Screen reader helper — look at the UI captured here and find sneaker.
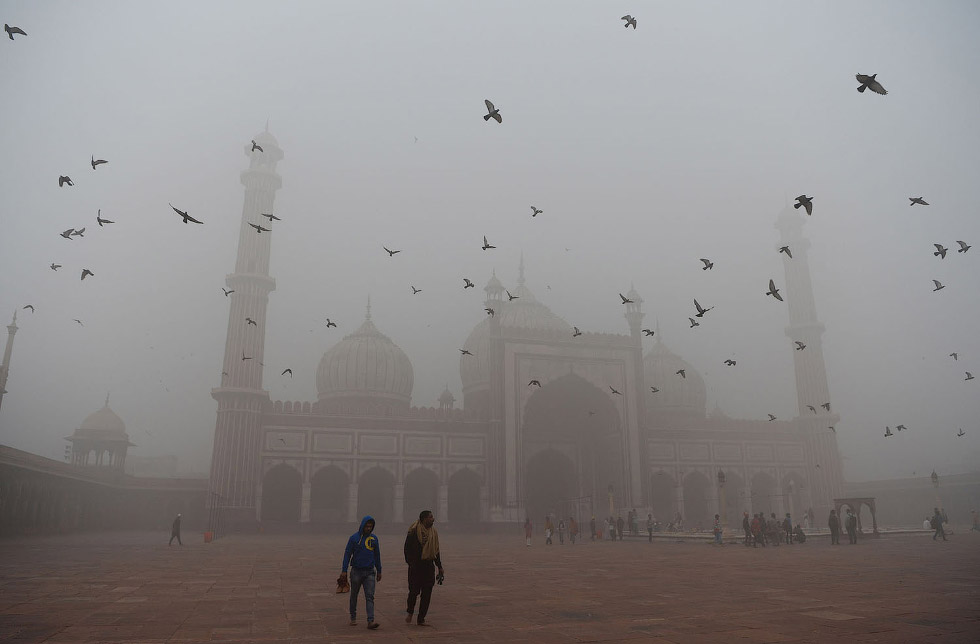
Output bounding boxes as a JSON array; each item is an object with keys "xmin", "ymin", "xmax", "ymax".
[{"xmin": 367, "ymin": 621, "xmax": 379, "ymax": 630}]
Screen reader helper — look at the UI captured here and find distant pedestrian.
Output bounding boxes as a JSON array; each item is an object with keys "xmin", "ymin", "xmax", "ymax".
[
  {"xmin": 713, "ymin": 514, "xmax": 723, "ymax": 545},
  {"xmin": 544, "ymin": 516, "xmax": 554, "ymax": 545},
  {"xmin": 793, "ymin": 524, "xmax": 807, "ymax": 543},
  {"xmin": 616, "ymin": 516, "xmax": 625, "ymax": 540},
  {"xmin": 750, "ymin": 513, "xmax": 762, "ymax": 547},
  {"xmin": 742, "ymin": 511, "xmax": 751, "ymax": 546},
  {"xmin": 589, "ymin": 516, "xmax": 597, "ymax": 542},
  {"xmin": 932, "ymin": 507, "xmax": 947, "ymax": 541},
  {"xmin": 607, "ymin": 517, "xmax": 616, "ymax": 541},
  {"xmin": 169, "ymin": 513, "xmax": 182, "ymax": 546},
  {"xmin": 524, "ymin": 516, "xmax": 533, "ymax": 547},
  {"xmin": 558, "ymin": 519, "xmax": 566, "ymax": 545},
  {"xmin": 647, "ymin": 513, "xmax": 654, "ymax": 543},
  {"xmin": 802, "ymin": 511, "xmax": 810, "ymax": 530},
  {"xmin": 828, "ymin": 510, "xmax": 841, "ymax": 545},
  {"xmin": 922, "ymin": 516, "xmax": 932, "ymax": 530},
  {"xmin": 569, "ymin": 517, "xmax": 578, "ymax": 544},
  {"xmin": 404, "ymin": 510, "xmax": 444, "ymax": 627},
  {"xmin": 341, "ymin": 515, "xmax": 382, "ymax": 630},
  {"xmin": 845, "ymin": 510, "xmax": 858, "ymax": 544},
  {"xmin": 783, "ymin": 513, "xmax": 793, "ymax": 544},
  {"xmin": 971, "ymin": 510, "xmax": 979, "ymax": 532}
]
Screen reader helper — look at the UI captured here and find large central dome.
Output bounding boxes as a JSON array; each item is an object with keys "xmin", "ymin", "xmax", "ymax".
[
  {"xmin": 316, "ymin": 303, "xmax": 414, "ymax": 411},
  {"xmin": 643, "ymin": 338, "xmax": 707, "ymax": 419}
]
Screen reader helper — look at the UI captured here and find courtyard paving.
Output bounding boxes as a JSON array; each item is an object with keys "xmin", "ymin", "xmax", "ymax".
[{"xmin": 0, "ymin": 529, "xmax": 978, "ymax": 643}]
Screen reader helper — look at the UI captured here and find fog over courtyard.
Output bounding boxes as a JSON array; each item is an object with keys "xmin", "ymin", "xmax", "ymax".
[{"xmin": 1, "ymin": 0, "xmax": 978, "ymax": 484}]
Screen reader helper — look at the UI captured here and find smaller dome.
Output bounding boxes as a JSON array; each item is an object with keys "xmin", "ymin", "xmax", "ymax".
[
  {"xmin": 438, "ymin": 386, "xmax": 455, "ymax": 405},
  {"xmin": 73, "ymin": 397, "xmax": 132, "ymax": 443},
  {"xmin": 643, "ymin": 339, "xmax": 707, "ymax": 419}
]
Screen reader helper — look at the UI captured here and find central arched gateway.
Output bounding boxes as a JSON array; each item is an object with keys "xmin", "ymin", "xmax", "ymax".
[
  {"xmin": 261, "ymin": 464, "xmax": 302, "ymax": 523},
  {"xmin": 524, "ymin": 449, "xmax": 577, "ymax": 521}
]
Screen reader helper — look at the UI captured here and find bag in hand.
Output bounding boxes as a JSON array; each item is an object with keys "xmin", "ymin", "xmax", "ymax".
[{"xmin": 336, "ymin": 574, "xmax": 350, "ymax": 594}]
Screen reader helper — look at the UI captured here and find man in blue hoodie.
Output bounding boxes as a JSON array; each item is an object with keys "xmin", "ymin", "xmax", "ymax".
[{"xmin": 340, "ymin": 515, "xmax": 382, "ymax": 629}]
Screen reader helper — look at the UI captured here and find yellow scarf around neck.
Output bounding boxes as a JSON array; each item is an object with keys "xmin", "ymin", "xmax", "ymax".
[{"xmin": 408, "ymin": 520, "xmax": 440, "ymax": 561}]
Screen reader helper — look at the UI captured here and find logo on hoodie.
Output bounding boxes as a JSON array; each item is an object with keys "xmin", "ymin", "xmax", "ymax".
[{"xmin": 364, "ymin": 535, "xmax": 376, "ymax": 551}]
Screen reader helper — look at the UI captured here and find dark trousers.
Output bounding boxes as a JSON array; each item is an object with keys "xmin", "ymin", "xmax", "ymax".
[
  {"xmin": 169, "ymin": 532, "xmax": 182, "ymax": 545},
  {"xmin": 933, "ymin": 525, "xmax": 947, "ymax": 541},
  {"xmin": 743, "ymin": 529, "xmax": 751, "ymax": 546},
  {"xmin": 407, "ymin": 579, "xmax": 433, "ymax": 622},
  {"xmin": 847, "ymin": 528, "xmax": 857, "ymax": 544},
  {"xmin": 830, "ymin": 528, "xmax": 840, "ymax": 544}
]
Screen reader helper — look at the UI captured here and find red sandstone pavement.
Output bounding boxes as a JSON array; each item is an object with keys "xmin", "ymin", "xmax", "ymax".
[{"xmin": 0, "ymin": 530, "xmax": 978, "ymax": 643}]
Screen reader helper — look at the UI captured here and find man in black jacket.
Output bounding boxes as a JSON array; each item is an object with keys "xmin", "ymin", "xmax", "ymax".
[
  {"xmin": 169, "ymin": 513, "xmax": 182, "ymax": 546},
  {"xmin": 828, "ymin": 510, "xmax": 841, "ymax": 545},
  {"xmin": 404, "ymin": 510, "xmax": 444, "ymax": 626}
]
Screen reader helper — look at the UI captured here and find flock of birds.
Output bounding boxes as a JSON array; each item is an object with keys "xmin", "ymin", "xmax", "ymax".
[{"xmin": 5, "ymin": 14, "xmax": 975, "ymax": 453}]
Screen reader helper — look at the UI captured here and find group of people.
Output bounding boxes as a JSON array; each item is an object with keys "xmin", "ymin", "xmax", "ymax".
[
  {"xmin": 339, "ymin": 510, "xmax": 445, "ymax": 631},
  {"xmin": 532, "ymin": 516, "xmax": 581, "ymax": 545},
  {"xmin": 741, "ymin": 511, "xmax": 808, "ymax": 547}
]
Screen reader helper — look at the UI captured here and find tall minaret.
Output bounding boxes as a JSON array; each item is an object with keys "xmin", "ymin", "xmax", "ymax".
[
  {"xmin": 208, "ymin": 129, "xmax": 283, "ymax": 527},
  {"xmin": 0, "ymin": 310, "xmax": 18, "ymax": 412},
  {"xmin": 776, "ymin": 208, "xmax": 844, "ymax": 518}
]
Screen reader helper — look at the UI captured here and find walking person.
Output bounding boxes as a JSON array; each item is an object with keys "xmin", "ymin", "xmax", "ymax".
[
  {"xmin": 742, "ymin": 511, "xmax": 751, "ymax": 547},
  {"xmin": 783, "ymin": 513, "xmax": 793, "ymax": 544},
  {"xmin": 524, "ymin": 516, "xmax": 533, "ymax": 547},
  {"xmin": 932, "ymin": 507, "xmax": 948, "ymax": 541},
  {"xmin": 845, "ymin": 510, "xmax": 858, "ymax": 544},
  {"xmin": 569, "ymin": 517, "xmax": 578, "ymax": 544},
  {"xmin": 971, "ymin": 509, "xmax": 979, "ymax": 532},
  {"xmin": 647, "ymin": 513, "xmax": 655, "ymax": 543},
  {"xmin": 169, "ymin": 513, "xmax": 182, "ymax": 546},
  {"xmin": 713, "ymin": 514, "xmax": 723, "ymax": 545},
  {"xmin": 616, "ymin": 516, "xmax": 625, "ymax": 541},
  {"xmin": 558, "ymin": 518, "xmax": 566, "ymax": 545},
  {"xmin": 631, "ymin": 509, "xmax": 639, "ymax": 536},
  {"xmin": 750, "ymin": 513, "xmax": 762, "ymax": 548},
  {"xmin": 544, "ymin": 516, "xmax": 554, "ymax": 545},
  {"xmin": 340, "ymin": 515, "xmax": 382, "ymax": 630},
  {"xmin": 589, "ymin": 516, "xmax": 596, "ymax": 542},
  {"xmin": 404, "ymin": 510, "xmax": 444, "ymax": 627},
  {"xmin": 828, "ymin": 510, "xmax": 841, "ymax": 545}
]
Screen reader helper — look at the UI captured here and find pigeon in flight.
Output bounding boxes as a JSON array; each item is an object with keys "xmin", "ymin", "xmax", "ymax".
[
  {"xmin": 957, "ymin": 428, "xmax": 966, "ymax": 437},
  {"xmin": 724, "ymin": 359, "xmax": 736, "ymax": 366},
  {"xmin": 169, "ymin": 203, "xmax": 203, "ymax": 224},
  {"xmin": 932, "ymin": 279, "xmax": 945, "ymax": 292},
  {"xmin": 621, "ymin": 14, "xmax": 637, "ymax": 29},
  {"xmin": 641, "ymin": 328, "xmax": 655, "ymax": 336},
  {"xmin": 884, "ymin": 426, "xmax": 893, "ymax": 437},
  {"xmin": 485, "ymin": 307, "xmax": 495, "ymax": 317},
  {"xmin": 242, "ymin": 351, "xmax": 253, "ymax": 361},
  {"xmin": 766, "ymin": 279, "xmax": 783, "ymax": 301},
  {"xmin": 956, "ymin": 240, "xmax": 971, "ymax": 253},
  {"xmin": 688, "ymin": 317, "xmax": 700, "ymax": 329},
  {"xmin": 572, "ymin": 327, "xmax": 582, "ymax": 337},
  {"xmin": 463, "ymin": 278, "xmax": 475, "ymax": 289},
  {"xmin": 482, "ymin": 236, "xmax": 495, "ymax": 250},
  {"xmin": 650, "ymin": 386, "xmax": 660, "ymax": 393},
  {"xmin": 261, "ymin": 213, "xmax": 281, "ymax": 221},
  {"xmin": 96, "ymin": 210, "xmax": 114, "ymax": 226},
  {"xmin": 967, "ymin": 372, "xmax": 975, "ymax": 381},
  {"xmin": 821, "ymin": 402, "xmax": 831, "ymax": 411},
  {"xmin": 507, "ymin": 290, "xmax": 519, "ymax": 301},
  {"xmin": 251, "ymin": 140, "xmax": 264, "ymax": 152},
  {"xmin": 71, "ymin": 227, "xmax": 85, "ymax": 237},
  {"xmin": 807, "ymin": 405, "xmax": 817, "ymax": 414},
  {"xmin": 5, "ymin": 23, "xmax": 27, "ymax": 39},
  {"xmin": 609, "ymin": 386, "xmax": 622, "ymax": 395},
  {"xmin": 246, "ymin": 317, "xmax": 257, "ymax": 326},
  {"xmin": 676, "ymin": 369, "xmax": 686, "ymax": 378},
  {"xmin": 909, "ymin": 197, "xmax": 929, "ymax": 206},
  {"xmin": 829, "ymin": 426, "xmax": 836, "ymax": 433},
  {"xmin": 80, "ymin": 269, "xmax": 94, "ymax": 280},
  {"xmin": 619, "ymin": 293, "xmax": 634, "ymax": 304},
  {"xmin": 383, "ymin": 246, "xmax": 400, "ymax": 256},
  {"xmin": 950, "ymin": 352, "xmax": 958, "ymax": 360},
  {"xmin": 530, "ymin": 206, "xmax": 543, "ymax": 217},
  {"xmin": 700, "ymin": 258, "xmax": 714, "ymax": 270},
  {"xmin": 60, "ymin": 229, "xmax": 75, "ymax": 239},
  {"xmin": 50, "ymin": 263, "xmax": 61, "ymax": 271},
  {"xmin": 794, "ymin": 195, "xmax": 813, "ymax": 216},
  {"xmin": 693, "ymin": 299, "xmax": 713, "ymax": 318},
  {"xmin": 23, "ymin": 305, "xmax": 34, "ymax": 313},
  {"xmin": 59, "ymin": 176, "xmax": 74, "ymax": 187},
  {"xmin": 325, "ymin": 318, "xmax": 338, "ymax": 328},
  {"xmin": 411, "ymin": 286, "xmax": 422, "ymax": 294},
  {"xmin": 896, "ymin": 424, "xmax": 906, "ymax": 432},
  {"xmin": 248, "ymin": 223, "xmax": 271, "ymax": 233},
  {"xmin": 528, "ymin": 380, "xmax": 542, "ymax": 388},
  {"xmin": 222, "ymin": 288, "xmax": 234, "ymax": 296},
  {"xmin": 779, "ymin": 246, "xmax": 792, "ymax": 258},
  {"xmin": 934, "ymin": 244, "xmax": 948, "ymax": 259},
  {"xmin": 483, "ymin": 99, "xmax": 502, "ymax": 123},
  {"xmin": 281, "ymin": 368, "xmax": 292, "ymax": 377},
  {"xmin": 767, "ymin": 414, "xmax": 776, "ymax": 421},
  {"xmin": 795, "ymin": 341, "xmax": 806, "ymax": 351},
  {"xmin": 459, "ymin": 348, "xmax": 473, "ymax": 356},
  {"xmin": 73, "ymin": 319, "xmax": 84, "ymax": 326},
  {"xmin": 91, "ymin": 156, "xmax": 108, "ymax": 170},
  {"xmin": 855, "ymin": 73, "xmax": 887, "ymax": 95}
]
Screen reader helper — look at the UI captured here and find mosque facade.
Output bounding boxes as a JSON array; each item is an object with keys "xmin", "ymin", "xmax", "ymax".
[{"xmin": 207, "ymin": 131, "xmax": 845, "ymax": 530}]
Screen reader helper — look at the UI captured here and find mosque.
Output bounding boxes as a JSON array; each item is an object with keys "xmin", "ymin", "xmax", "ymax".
[{"xmin": 207, "ymin": 130, "xmax": 846, "ymax": 530}]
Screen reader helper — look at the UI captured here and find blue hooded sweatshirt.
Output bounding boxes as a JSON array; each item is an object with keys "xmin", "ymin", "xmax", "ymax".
[{"xmin": 342, "ymin": 515, "xmax": 382, "ymax": 573}]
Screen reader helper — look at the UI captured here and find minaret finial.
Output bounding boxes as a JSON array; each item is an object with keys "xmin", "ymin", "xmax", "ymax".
[
  {"xmin": 11, "ymin": 310, "xmax": 16, "ymax": 324},
  {"xmin": 366, "ymin": 296, "xmax": 372, "ymax": 320},
  {"xmin": 518, "ymin": 252, "xmax": 525, "ymax": 286},
  {"xmin": 265, "ymin": 118, "xmax": 270, "ymax": 133}
]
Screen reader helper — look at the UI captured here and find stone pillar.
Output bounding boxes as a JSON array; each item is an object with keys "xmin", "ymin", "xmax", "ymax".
[
  {"xmin": 394, "ymin": 484, "xmax": 405, "ymax": 523},
  {"xmin": 675, "ymin": 481, "xmax": 685, "ymax": 523},
  {"xmin": 300, "ymin": 482, "xmax": 311, "ymax": 523},
  {"xmin": 438, "ymin": 484, "xmax": 449, "ymax": 523},
  {"xmin": 347, "ymin": 483, "xmax": 359, "ymax": 523}
]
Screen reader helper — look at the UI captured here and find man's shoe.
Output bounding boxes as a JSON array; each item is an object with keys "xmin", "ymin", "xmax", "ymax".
[
  {"xmin": 405, "ymin": 614, "xmax": 413, "ymax": 624},
  {"xmin": 367, "ymin": 621, "xmax": 380, "ymax": 630},
  {"xmin": 349, "ymin": 619, "xmax": 357, "ymax": 626}
]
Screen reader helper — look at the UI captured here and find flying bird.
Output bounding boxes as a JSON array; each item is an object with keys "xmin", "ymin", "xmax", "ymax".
[
  {"xmin": 967, "ymin": 372, "xmax": 975, "ymax": 381},
  {"xmin": 650, "ymin": 387, "xmax": 660, "ymax": 393},
  {"xmin": 934, "ymin": 244, "xmax": 948, "ymax": 259},
  {"xmin": 411, "ymin": 286, "xmax": 422, "ymax": 294},
  {"xmin": 909, "ymin": 197, "xmax": 928, "ymax": 206},
  {"xmin": 957, "ymin": 429, "xmax": 966, "ymax": 437},
  {"xmin": 80, "ymin": 269, "xmax": 94, "ymax": 280},
  {"xmin": 821, "ymin": 402, "xmax": 831, "ymax": 411},
  {"xmin": 248, "ymin": 223, "xmax": 271, "ymax": 233},
  {"xmin": 281, "ymin": 368, "xmax": 292, "ymax": 377},
  {"xmin": 619, "ymin": 293, "xmax": 634, "ymax": 304},
  {"xmin": 506, "ymin": 290, "xmax": 519, "ymax": 301},
  {"xmin": 459, "ymin": 349, "xmax": 473, "ymax": 356},
  {"xmin": 91, "ymin": 156, "xmax": 108, "ymax": 170},
  {"xmin": 246, "ymin": 317, "xmax": 257, "ymax": 326},
  {"xmin": 73, "ymin": 319, "xmax": 83, "ymax": 326},
  {"xmin": 724, "ymin": 359, "xmax": 736, "ymax": 366},
  {"xmin": 693, "ymin": 299, "xmax": 713, "ymax": 318},
  {"xmin": 50, "ymin": 263, "xmax": 61, "ymax": 271},
  {"xmin": 250, "ymin": 139, "xmax": 264, "ymax": 152},
  {"xmin": 530, "ymin": 206, "xmax": 543, "ymax": 217},
  {"xmin": 242, "ymin": 351, "xmax": 252, "ymax": 361},
  {"xmin": 528, "ymin": 380, "xmax": 541, "ymax": 388},
  {"xmin": 956, "ymin": 240, "xmax": 971, "ymax": 253},
  {"xmin": 795, "ymin": 341, "xmax": 806, "ymax": 351},
  {"xmin": 700, "ymin": 258, "xmax": 714, "ymax": 270},
  {"xmin": 96, "ymin": 210, "xmax": 114, "ymax": 226},
  {"xmin": 485, "ymin": 307, "xmax": 495, "ymax": 317},
  {"xmin": 383, "ymin": 246, "xmax": 400, "ymax": 256},
  {"xmin": 609, "ymin": 386, "xmax": 622, "ymax": 395},
  {"xmin": 463, "ymin": 278, "xmax": 475, "ymax": 289},
  {"xmin": 884, "ymin": 426, "xmax": 893, "ymax": 437},
  {"xmin": 572, "ymin": 327, "xmax": 582, "ymax": 337},
  {"xmin": 325, "ymin": 318, "xmax": 337, "ymax": 328},
  {"xmin": 932, "ymin": 279, "xmax": 945, "ymax": 292},
  {"xmin": 767, "ymin": 414, "xmax": 776, "ymax": 422},
  {"xmin": 621, "ymin": 14, "xmax": 637, "ymax": 29},
  {"xmin": 676, "ymin": 369, "xmax": 686, "ymax": 379},
  {"xmin": 482, "ymin": 235, "xmax": 495, "ymax": 250},
  {"xmin": 794, "ymin": 195, "xmax": 813, "ymax": 216},
  {"xmin": 855, "ymin": 73, "xmax": 887, "ymax": 95},
  {"xmin": 22, "ymin": 305, "xmax": 34, "ymax": 313},
  {"xmin": 483, "ymin": 99, "xmax": 502, "ymax": 123},
  {"xmin": 949, "ymin": 352, "xmax": 958, "ymax": 361},
  {"xmin": 641, "ymin": 328, "xmax": 655, "ymax": 336},
  {"xmin": 58, "ymin": 176, "xmax": 73, "ymax": 187},
  {"xmin": 261, "ymin": 213, "xmax": 281, "ymax": 221},
  {"xmin": 779, "ymin": 246, "xmax": 792, "ymax": 258},
  {"xmin": 60, "ymin": 229, "xmax": 75, "ymax": 240},
  {"xmin": 169, "ymin": 203, "xmax": 203, "ymax": 224},
  {"xmin": 222, "ymin": 288, "xmax": 234, "ymax": 296},
  {"xmin": 71, "ymin": 228, "xmax": 85, "ymax": 237},
  {"xmin": 5, "ymin": 24, "xmax": 28, "ymax": 39},
  {"xmin": 766, "ymin": 279, "xmax": 783, "ymax": 301},
  {"xmin": 807, "ymin": 405, "xmax": 817, "ymax": 414},
  {"xmin": 829, "ymin": 426, "xmax": 836, "ymax": 433},
  {"xmin": 688, "ymin": 317, "xmax": 700, "ymax": 329},
  {"xmin": 896, "ymin": 424, "xmax": 906, "ymax": 432}
]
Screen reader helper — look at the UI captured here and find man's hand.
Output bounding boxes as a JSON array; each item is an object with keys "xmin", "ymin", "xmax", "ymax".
[
  {"xmin": 340, "ymin": 571, "xmax": 348, "ymax": 580},
  {"xmin": 376, "ymin": 572, "xmax": 382, "ymax": 583}
]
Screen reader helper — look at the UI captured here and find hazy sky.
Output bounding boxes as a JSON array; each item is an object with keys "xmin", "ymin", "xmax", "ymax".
[{"xmin": 1, "ymin": 1, "xmax": 978, "ymax": 481}]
